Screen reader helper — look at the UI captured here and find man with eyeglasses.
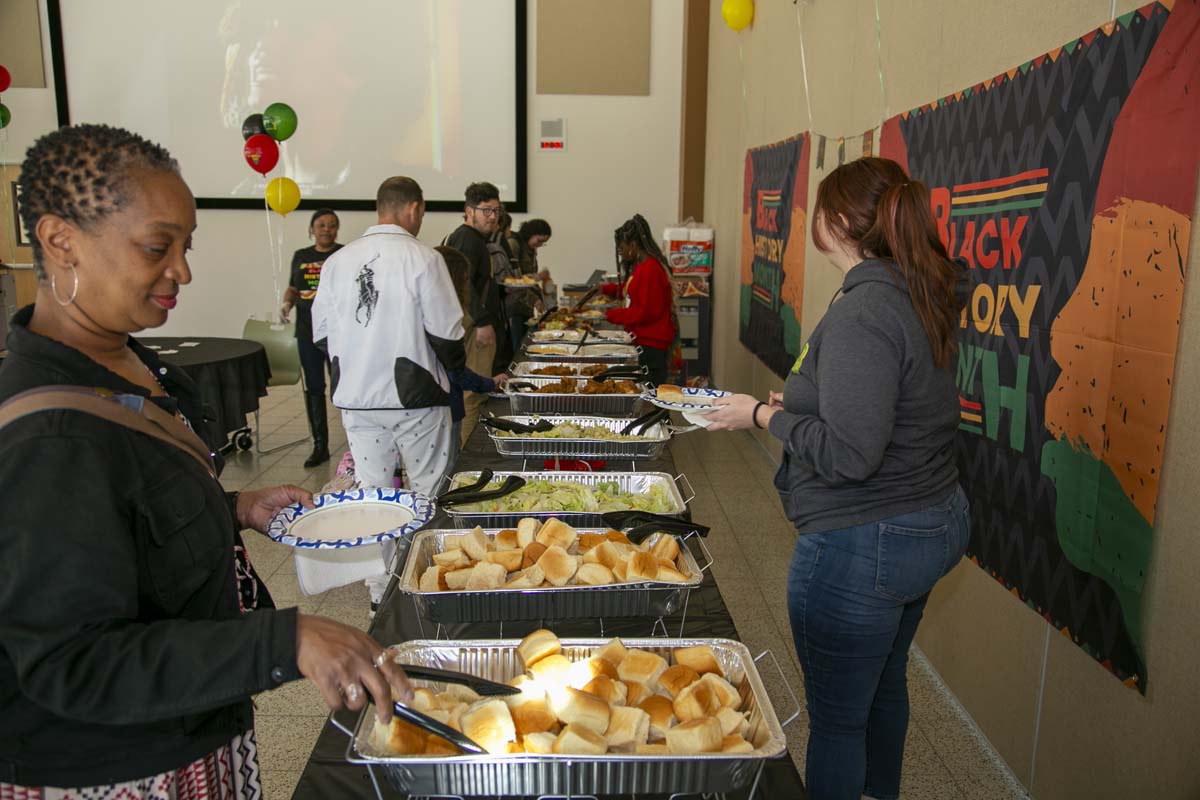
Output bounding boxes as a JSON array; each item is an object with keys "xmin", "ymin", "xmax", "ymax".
[{"xmin": 445, "ymin": 181, "xmax": 506, "ymax": 444}]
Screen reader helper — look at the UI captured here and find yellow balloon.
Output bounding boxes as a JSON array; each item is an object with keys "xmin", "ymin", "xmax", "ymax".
[
  {"xmin": 265, "ymin": 177, "xmax": 301, "ymax": 216},
  {"xmin": 721, "ymin": 0, "xmax": 753, "ymax": 31}
]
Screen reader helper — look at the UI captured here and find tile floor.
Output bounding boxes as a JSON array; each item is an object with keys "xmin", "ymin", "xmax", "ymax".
[{"xmin": 226, "ymin": 384, "xmax": 1029, "ymax": 799}]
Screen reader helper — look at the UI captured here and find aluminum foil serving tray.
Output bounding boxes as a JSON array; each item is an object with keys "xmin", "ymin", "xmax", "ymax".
[
  {"xmin": 442, "ymin": 470, "xmax": 692, "ymax": 528},
  {"xmin": 339, "ymin": 637, "xmax": 789, "ymax": 797},
  {"xmin": 397, "ymin": 528, "xmax": 710, "ymax": 623},
  {"xmin": 487, "ymin": 415, "xmax": 670, "ymax": 460}
]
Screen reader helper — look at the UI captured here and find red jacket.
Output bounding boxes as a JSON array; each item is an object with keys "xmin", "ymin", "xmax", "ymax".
[{"xmin": 603, "ymin": 257, "xmax": 675, "ymax": 350}]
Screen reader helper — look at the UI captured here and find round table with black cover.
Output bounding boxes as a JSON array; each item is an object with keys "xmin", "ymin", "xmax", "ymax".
[
  {"xmin": 138, "ymin": 336, "xmax": 271, "ymax": 452},
  {"xmin": 290, "ymin": 397, "xmax": 807, "ymax": 800}
]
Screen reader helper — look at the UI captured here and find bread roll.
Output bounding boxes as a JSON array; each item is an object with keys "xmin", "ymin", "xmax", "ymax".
[
  {"xmin": 552, "ymin": 723, "xmax": 608, "ymax": 755},
  {"xmin": 578, "ymin": 532, "xmax": 607, "ymax": 551},
  {"xmin": 666, "ymin": 717, "xmax": 723, "ymax": 754},
  {"xmin": 656, "ymin": 564, "xmax": 690, "ymax": 583},
  {"xmin": 624, "ymin": 681, "xmax": 651, "ymax": 707},
  {"xmin": 656, "ymin": 384, "xmax": 685, "ymax": 401},
  {"xmin": 596, "ymin": 637, "xmax": 628, "ymax": 666},
  {"xmin": 529, "ymin": 654, "xmax": 572, "ymax": 688},
  {"xmin": 444, "ymin": 567, "xmax": 474, "ymax": 590},
  {"xmin": 462, "ymin": 526, "xmax": 490, "ymax": 562},
  {"xmin": 700, "ymin": 673, "xmax": 740, "ymax": 709},
  {"xmin": 635, "ymin": 742, "xmax": 671, "ymax": 755},
  {"xmin": 588, "ymin": 541, "xmax": 622, "ymax": 570},
  {"xmin": 576, "ymin": 563, "xmax": 615, "ymax": 586},
  {"xmin": 440, "ymin": 684, "xmax": 482, "ymax": 705},
  {"xmin": 721, "ymin": 734, "xmax": 754, "ymax": 753},
  {"xmin": 411, "ymin": 688, "xmax": 438, "ymax": 712},
  {"xmin": 379, "ymin": 717, "xmax": 428, "ymax": 754},
  {"xmin": 716, "ymin": 707, "xmax": 750, "ymax": 737},
  {"xmin": 586, "ymin": 656, "xmax": 620, "ymax": 681},
  {"xmin": 419, "ymin": 566, "xmax": 444, "ymax": 592},
  {"xmin": 441, "ymin": 533, "xmax": 467, "ymax": 550},
  {"xmin": 423, "ymin": 733, "xmax": 462, "ymax": 756},
  {"xmin": 521, "ymin": 541, "xmax": 548, "ymax": 569},
  {"xmin": 673, "ymin": 681, "xmax": 718, "ymax": 722},
  {"xmin": 494, "ymin": 528, "xmax": 520, "ymax": 550},
  {"xmin": 612, "ymin": 560, "xmax": 629, "ymax": 582},
  {"xmin": 549, "ymin": 687, "xmax": 611, "ymax": 735},
  {"xmin": 504, "ymin": 568, "xmax": 536, "ymax": 589},
  {"xmin": 432, "ymin": 548, "xmax": 470, "ymax": 569},
  {"xmin": 617, "ymin": 649, "xmax": 668, "ymax": 689},
  {"xmin": 637, "ymin": 695, "xmax": 676, "ymax": 741},
  {"xmin": 605, "ymin": 704, "xmax": 651, "ymax": 750},
  {"xmin": 484, "ymin": 549, "xmax": 523, "ymax": 572},
  {"xmin": 522, "ymin": 731, "xmax": 557, "ymax": 754},
  {"xmin": 605, "ymin": 529, "xmax": 633, "ymax": 545},
  {"xmin": 535, "ymin": 518, "xmax": 577, "ymax": 550},
  {"xmin": 627, "ymin": 552, "xmax": 660, "ymax": 582},
  {"xmin": 581, "ymin": 675, "xmax": 623, "ymax": 706},
  {"xmin": 659, "ymin": 664, "xmax": 701, "ymax": 698},
  {"xmin": 517, "ymin": 517, "xmax": 541, "ymax": 548},
  {"xmin": 465, "ymin": 561, "xmax": 507, "ymax": 590},
  {"xmin": 650, "ymin": 534, "xmax": 681, "ymax": 562},
  {"xmin": 674, "ymin": 645, "xmax": 723, "ymax": 677},
  {"xmin": 459, "ymin": 699, "xmax": 516, "ymax": 755},
  {"xmin": 444, "ymin": 702, "xmax": 469, "ymax": 732},
  {"xmin": 511, "ymin": 697, "xmax": 558, "ymax": 736},
  {"xmin": 517, "ymin": 628, "xmax": 561, "ymax": 667},
  {"xmin": 536, "ymin": 545, "xmax": 578, "ymax": 587}
]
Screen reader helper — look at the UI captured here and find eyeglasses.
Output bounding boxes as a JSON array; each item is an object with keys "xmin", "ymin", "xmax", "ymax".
[{"xmin": 470, "ymin": 205, "xmax": 502, "ymax": 218}]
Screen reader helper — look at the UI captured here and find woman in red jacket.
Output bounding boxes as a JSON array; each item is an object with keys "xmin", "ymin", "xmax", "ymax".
[{"xmin": 603, "ymin": 214, "xmax": 676, "ymax": 384}]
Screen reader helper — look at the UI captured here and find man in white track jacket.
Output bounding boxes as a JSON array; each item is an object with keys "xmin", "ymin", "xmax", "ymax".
[{"xmin": 311, "ymin": 177, "xmax": 465, "ymax": 602}]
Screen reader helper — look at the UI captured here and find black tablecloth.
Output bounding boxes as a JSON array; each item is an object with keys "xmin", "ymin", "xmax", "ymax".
[
  {"xmin": 138, "ymin": 336, "xmax": 270, "ymax": 451},
  {"xmin": 291, "ymin": 398, "xmax": 806, "ymax": 799}
]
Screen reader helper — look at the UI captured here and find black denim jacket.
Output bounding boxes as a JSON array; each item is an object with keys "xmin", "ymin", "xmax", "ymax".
[{"xmin": 0, "ymin": 306, "xmax": 301, "ymax": 786}]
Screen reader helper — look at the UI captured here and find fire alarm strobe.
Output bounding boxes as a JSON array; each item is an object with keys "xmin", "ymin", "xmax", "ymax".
[{"xmin": 539, "ymin": 118, "xmax": 566, "ymax": 151}]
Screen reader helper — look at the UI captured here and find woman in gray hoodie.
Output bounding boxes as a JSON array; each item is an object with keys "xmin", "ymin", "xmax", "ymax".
[{"xmin": 708, "ymin": 157, "xmax": 969, "ymax": 800}]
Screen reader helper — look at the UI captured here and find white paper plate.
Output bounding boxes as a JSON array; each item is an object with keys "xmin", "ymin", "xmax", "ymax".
[
  {"xmin": 266, "ymin": 488, "xmax": 434, "ymax": 550},
  {"xmin": 642, "ymin": 387, "xmax": 731, "ymax": 413}
]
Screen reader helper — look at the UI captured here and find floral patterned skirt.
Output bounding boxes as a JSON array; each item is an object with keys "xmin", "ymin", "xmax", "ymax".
[{"xmin": 0, "ymin": 730, "xmax": 261, "ymax": 800}]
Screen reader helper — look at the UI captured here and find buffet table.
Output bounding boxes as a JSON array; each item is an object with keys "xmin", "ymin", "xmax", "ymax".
[{"xmin": 291, "ymin": 398, "xmax": 806, "ymax": 799}]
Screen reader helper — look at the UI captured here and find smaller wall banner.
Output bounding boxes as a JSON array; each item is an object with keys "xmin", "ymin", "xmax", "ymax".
[{"xmin": 739, "ymin": 133, "xmax": 810, "ymax": 378}]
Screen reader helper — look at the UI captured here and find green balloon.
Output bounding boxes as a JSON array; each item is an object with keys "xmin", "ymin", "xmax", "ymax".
[
  {"xmin": 262, "ymin": 102, "xmax": 297, "ymax": 141},
  {"xmin": 0, "ymin": 104, "xmax": 10, "ymax": 130}
]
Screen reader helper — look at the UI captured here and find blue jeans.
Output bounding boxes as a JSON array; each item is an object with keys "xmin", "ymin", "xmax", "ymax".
[{"xmin": 787, "ymin": 486, "xmax": 969, "ymax": 800}]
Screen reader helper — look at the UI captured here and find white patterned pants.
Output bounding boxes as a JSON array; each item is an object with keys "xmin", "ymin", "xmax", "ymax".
[{"xmin": 342, "ymin": 406, "xmax": 453, "ymax": 603}]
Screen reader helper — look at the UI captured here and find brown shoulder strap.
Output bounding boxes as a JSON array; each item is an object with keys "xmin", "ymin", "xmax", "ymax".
[{"xmin": 0, "ymin": 386, "xmax": 217, "ymax": 478}]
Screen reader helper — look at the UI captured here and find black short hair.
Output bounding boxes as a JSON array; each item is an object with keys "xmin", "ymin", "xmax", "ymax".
[
  {"xmin": 464, "ymin": 181, "xmax": 500, "ymax": 207},
  {"xmin": 18, "ymin": 124, "xmax": 180, "ymax": 278},
  {"xmin": 435, "ymin": 244, "xmax": 471, "ymax": 310},
  {"xmin": 377, "ymin": 177, "xmax": 424, "ymax": 213},
  {"xmin": 517, "ymin": 218, "xmax": 552, "ymax": 241},
  {"xmin": 309, "ymin": 208, "xmax": 339, "ymax": 230}
]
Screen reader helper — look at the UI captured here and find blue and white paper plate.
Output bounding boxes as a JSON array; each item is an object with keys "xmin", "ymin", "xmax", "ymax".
[
  {"xmin": 266, "ymin": 488, "xmax": 434, "ymax": 550},
  {"xmin": 641, "ymin": 387, "xmax": 732, "ymax": 413}
]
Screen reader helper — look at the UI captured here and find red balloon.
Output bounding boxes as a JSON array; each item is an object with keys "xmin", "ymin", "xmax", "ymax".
[
  {"xmin": 0, "ymin": 66, "xmax": 10, "ymax": 94},
  {"xmin": 243, "ymin": 133, "xmax": 279, "ymax": 175}
]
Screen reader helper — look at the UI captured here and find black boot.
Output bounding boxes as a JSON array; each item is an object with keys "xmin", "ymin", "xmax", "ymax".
[{"xmin": 303, "ymin": 392, "xmax": 330, "ymax": 468}]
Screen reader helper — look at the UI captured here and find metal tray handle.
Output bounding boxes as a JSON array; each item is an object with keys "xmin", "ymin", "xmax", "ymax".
[
  {"xmin": 681, "ymin": 530, "xmax": 714, "ymax": 574},
  {"xmin": 673, "ymin": 472, "xmax": 696, "ymax": 505},
  {"xmin": 753, "ymin": 650, "xmax": 803, "ymax": 728}
]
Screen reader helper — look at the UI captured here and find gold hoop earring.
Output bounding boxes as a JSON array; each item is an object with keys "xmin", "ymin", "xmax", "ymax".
[{"xmin": 51, "ymin": 264, "xmax": 79, "ymax": 307}]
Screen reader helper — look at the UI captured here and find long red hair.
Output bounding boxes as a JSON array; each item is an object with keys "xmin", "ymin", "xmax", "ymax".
[{"xmin": 812, "ymin": 157, "xmax": 961, "ymax": 369}]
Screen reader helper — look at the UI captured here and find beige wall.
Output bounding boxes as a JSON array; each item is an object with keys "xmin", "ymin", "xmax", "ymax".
[{"xmin": 703, "ymin": 0, "xmax": 1200, "ymax": 797}]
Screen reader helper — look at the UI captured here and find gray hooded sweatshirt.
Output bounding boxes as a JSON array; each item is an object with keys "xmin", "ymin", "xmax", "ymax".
[{"xmin": 768, "ymin": 258, "xmax": 961, "ymax": 534}]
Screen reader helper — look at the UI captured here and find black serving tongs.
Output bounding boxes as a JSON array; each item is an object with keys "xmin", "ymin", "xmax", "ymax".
[
  {"xmin": 479, "ymin": 414, "xmax": 554, "ymax": 434},
  {"xmin": 590, "ymin": 364, "xmax": 648, "ymax": 382},
  {"xmin": 435, "ymin": 468, "xmax": 526, "ymax": 507},
  {"xmin": 620, "ymin": 406, "xmax": 670, "ymax": 435},
  {"xmin": 602, "ymin": 510, "xmax": 710, "ymax": 543},
  {"xmin": 387, "ymin": 663, "xmax": 521, "ymax": 754},
  {"xmin": 505, "ymin": 380, "xmax": 539, "ymax": 393},
  {"xmin": 571, "ymin": 284, "xmax": 604, "ymax": 312}
]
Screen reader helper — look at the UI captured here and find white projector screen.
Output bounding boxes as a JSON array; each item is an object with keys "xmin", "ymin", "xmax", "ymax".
[{"xmin": 50, "ymin": 0, "xmax": 525, "ymax": 210}]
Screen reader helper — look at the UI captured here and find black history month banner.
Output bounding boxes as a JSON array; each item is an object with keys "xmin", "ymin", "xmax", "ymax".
[
  {"xmin": 740, "ymin": 134, "xmax": 810, "ymax": 377},
  {"xmin": 880, "ymin": 0, "xmax": 1199, "ymax": 690}
]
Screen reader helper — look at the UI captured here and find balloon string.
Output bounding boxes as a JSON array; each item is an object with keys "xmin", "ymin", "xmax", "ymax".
[
  {"xmin": 264, "ymin": 196, "xmax": 281, "ymax": 315},
  {"xmin": 795, "ymin": 1, "xmax": 814, "ymax": 131}
]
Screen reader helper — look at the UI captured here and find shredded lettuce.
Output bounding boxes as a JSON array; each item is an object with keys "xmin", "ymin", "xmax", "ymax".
[{"xmin": 454, "ymin": 479, "xmax": 676, "ymax": 514}]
